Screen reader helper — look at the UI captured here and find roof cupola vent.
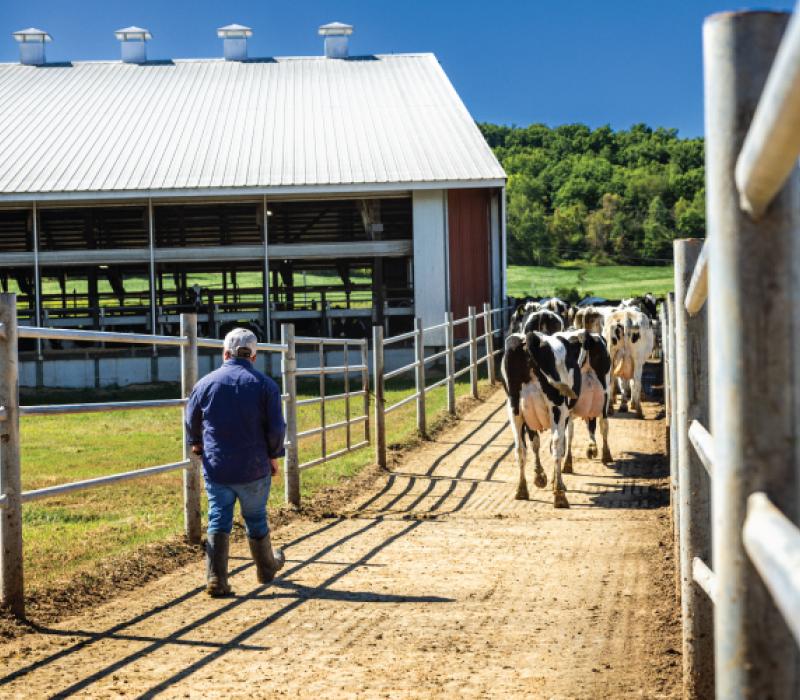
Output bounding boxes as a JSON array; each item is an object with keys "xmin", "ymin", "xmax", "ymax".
[
  {"xmin": 319, "ymin": 22, "xmax": 353, "ymax": 59},
  {"xmin": 217, "ymin": 24, "xmax": 252, "ymax": 61},
  {"xmin": 114, "ymin": 26, "xmax": 151, "ymax": 64},
  {"xmin": 12, "ymin": 28, "xmax": 52, "ymax": 66}
]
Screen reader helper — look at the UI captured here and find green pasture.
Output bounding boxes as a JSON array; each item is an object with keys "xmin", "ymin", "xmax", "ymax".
[{"xmin": 507, "ymin": 263, "xmax": 674, "ymax": 300}]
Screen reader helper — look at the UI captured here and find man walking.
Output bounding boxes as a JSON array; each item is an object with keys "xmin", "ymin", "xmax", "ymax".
[{"xmin": 186, "ymin": 327, "xmax": 286, "ymax": 597}]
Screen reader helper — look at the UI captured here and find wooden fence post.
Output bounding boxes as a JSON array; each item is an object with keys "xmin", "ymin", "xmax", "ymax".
[
  {"xmin": 180, "ymin": 313, "xmax": 202, "ymax": 544},
  {"xmin": 666, "ymin": 292, "xmax": 680, "ymax": 601},
  {"xmin": 468, "ymin": 306, "xmax": 478, "ymax": 399},
  {"xmin": 704, "ymin": 11, "xmax": 800, "ymax": 698},
  {"xmin": 483, "ymin": 303, "xmax": 496, "ymax": 385},
  {"xmin": 281, "ymin": 324, "xmax": 300, "ymax": 507},
  {"xmin": 445, "ymin": 311, "xmax": 456, "ymax": 415},
  {"xmin": 372, "ymin": 326, "xmax": 386, "ymax": 468},
  {"xmin": 673, "ymin": 239, "xmax": 714, "ymax": 699},
  {"xmin": 414, "ymin": 318, "xmax": 426, "ymax": 437},
  {"xmin": 0, "ymin": 294, "xmax": 23, "ymax": 617}
]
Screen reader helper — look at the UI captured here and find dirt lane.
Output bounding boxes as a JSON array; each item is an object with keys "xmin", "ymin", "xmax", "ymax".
[{"xmin": 0, "ymin": 389, "xmax": 680, "ymax": 699}]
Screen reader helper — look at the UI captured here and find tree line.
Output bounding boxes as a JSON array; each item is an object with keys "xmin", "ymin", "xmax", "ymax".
[{"xmin": 479, "ymin": 123, "xmax": 705, "ymax": 266}]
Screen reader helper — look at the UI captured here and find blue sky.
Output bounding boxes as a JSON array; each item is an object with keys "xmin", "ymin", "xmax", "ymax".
[{"xmin": 1, "ymin": 1, "xmax": 795, "ymax": 137}]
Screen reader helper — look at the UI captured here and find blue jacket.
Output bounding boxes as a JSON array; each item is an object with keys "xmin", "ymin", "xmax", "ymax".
[{"xmin": 185, "ymin": 359, "xmax": 286, "ymax": 484}]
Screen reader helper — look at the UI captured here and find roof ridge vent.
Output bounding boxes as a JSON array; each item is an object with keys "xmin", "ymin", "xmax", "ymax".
[
  {"xmin": 319, "ymin": 21, "xmax": 353, "ymax": 59},
  {"xmin": 217, "ymin": 23, "xmax": 252, "ymax": 61},
  {"xmin": 12, "ymin": 28, "xmax": 52, "ymax": 66},
  {"xmin": 114, "ymin": 26, "xmax": 151, "ymax": 64}
]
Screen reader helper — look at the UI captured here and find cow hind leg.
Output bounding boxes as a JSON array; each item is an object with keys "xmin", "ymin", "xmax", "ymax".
[
  {"xmin": 618, "ymin": 377, "xmax": 629, "ymax": 413},
  {"xmin": 586, "ymin": 418, "xmax": 599, "ymax": 459},
  {"xmin": 508, "ymin": 406, "xmax": 529, "ymax": 501},
  {"xmin": 530, "ymin": 429, "xmax": 547, "ymax": 488},
  {"xmin": 600, "ymin": 415, "xmax": 612, "ymax": 464},
  {"xmin": 632, "ymin": 370, "xmax": 645, "ymax": 419},
  {"xmin": 563, "ymin": 419, "xmax": 575, "ymax": 474}
]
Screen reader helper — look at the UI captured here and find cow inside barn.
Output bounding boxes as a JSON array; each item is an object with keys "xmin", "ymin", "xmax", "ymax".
[
  {"xmin": 603, "ymin": 307, "xmax": 655, "ymax": 418},
  {"xmin": 501, "ymin": 328, "xmax": 611, "ymax": 508}
]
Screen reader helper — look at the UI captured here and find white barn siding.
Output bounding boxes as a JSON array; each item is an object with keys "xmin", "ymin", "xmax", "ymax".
[{"xmin": 412, "ymin": 189, "xmax": 449, "ymax": 345}]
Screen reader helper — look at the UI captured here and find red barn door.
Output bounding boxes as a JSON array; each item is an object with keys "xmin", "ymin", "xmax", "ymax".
[{"xmin": 448, "ymin": 188, "xmax": 491, "ymax": 332}]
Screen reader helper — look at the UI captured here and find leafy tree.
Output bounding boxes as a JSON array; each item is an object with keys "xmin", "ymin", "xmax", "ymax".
[{"xmin": 643, "ymin": 196, "xmax": 673, "ymax": 260}]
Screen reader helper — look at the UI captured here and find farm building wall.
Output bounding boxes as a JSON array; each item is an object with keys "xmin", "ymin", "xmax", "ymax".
[{"xmin": 411, "ymin": 190, "xmax": 449, "ymax": 345}]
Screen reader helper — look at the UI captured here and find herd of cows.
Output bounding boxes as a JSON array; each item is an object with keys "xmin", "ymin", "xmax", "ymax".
[{"xmin": 500, "ymin": 294, "xmax": 658, "ymax": 509}]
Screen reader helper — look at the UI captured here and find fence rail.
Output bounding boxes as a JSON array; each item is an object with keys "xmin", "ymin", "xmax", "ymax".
[{"xmin": 665, "ymin": 8, "xmax": 800, "ymax": 697}]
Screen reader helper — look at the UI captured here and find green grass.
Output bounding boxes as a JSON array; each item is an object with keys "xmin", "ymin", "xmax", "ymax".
[
  {"xmin": 507, "ymin": 263, "xmax": 674, "ymax": 300},
  {"xmin": 18, "ymin": 369, "xmax": 487, "ymax": 590}
]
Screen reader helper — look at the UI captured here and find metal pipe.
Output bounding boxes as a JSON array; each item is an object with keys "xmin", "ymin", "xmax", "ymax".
[
  {"xmin": 298, "ymin": 440, "xmax": 369, "ymax": 472},
  {"xmin": 445, "ymin": 311, "xmax": 455, "ymax": 415},
  {"xmin": 18, "ymin": 326, "xmax": 187, "ymax": 347},
  {"xmin": 21, "ymin": 460, "xmax": 191, "ymax": 503},
  {"xmin": 281, "ymin": 324, "xmax": 300, "ymax": 507},
  {"xmin": 372, "ymin": 325, "xmax": 386, "ymax": 468},
  {"xmin": 468, "ymin": 306, "xmax": 478, "ymax": 399},
  {"xmin": 424, "ymin": 376, "xmax": 450, "ymax": 393},
  {"xmin": 674, "ymin": 238, "xmax": 714, "ymax": 699},
  {"xmin": 319, "ymin": 342, "xmax": 326, "ymax": 461},
  {"xmin": 704, "ymin": 11, "xmax": 800, "ymax": 697},
  {"xmin": 361, "ymin": 340, "xmax": 370, "ymax": 446},
  {"xmin": 297, "ymin": 415, "xmax": 368, "ymax": 440},
  {"xmin": 32, "ymin": 202, "xmax": 42, "ymax": 361},
  {"xmin": 295, "ymin": 336, "xmax": 367, "ymax": 346},
  {"xmin": 383, "ymin": 362, "xmax": 419, "ymax": 381},
  {"xmin": 384, "ymin": 391, "xmax": 420, "ymax": 415},
  {"xmin": 666, "ymin": 292, "xmax": 680, "ymax": 600},
  {"xmin": 296, "ymin": 390, "xmax": 366, "ymax": 407},
  {"xmin": 735, "ymin": 9, "xmax": 800, "ymax": 219},
  {"xmin": 181, "ymin": 314, "xmax": 202, "ymax": 544},
  {"xmin": 743, "ymin": 492, "xmax": 800, "ymax": 646},
  {"xmin": 20, "ymin": 399, "xmax": 186, "ymax": 416},
  {"xmin": 263, "ymin": 195, "xmax": 272, "ymax": 343},
  {"xmin": 148, "ymin": 198, "xmax": 157, "ymax": 337},
  {"xmin": 484, "ymin": 302, "xmax": 496, "ymax": 384},
  {"xmin": 0, "ymin": 294, "xmax": 23, "ymax": 616},
  {"xmin": 688, "ymin": 420, "xmax": 714, "ymax": 476},
  {"xmin": 294, "ymin": 364, "xmax": 368, "ymax": 377},
  {"xmin": 693, "ymin": 557, "xmax": 718, "ymax": 603},
  {"xmin": 685, "ymin": 241, "xmax": 708, "ymax": 317},
  {"xmin": 383, "ymin": 329, "xmax": 417, "ymax": 345}
]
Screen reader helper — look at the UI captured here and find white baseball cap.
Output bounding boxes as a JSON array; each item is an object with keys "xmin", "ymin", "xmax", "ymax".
[{"xmin": 223, "ymin": 328, "xmax": 258, "ymax": 358}]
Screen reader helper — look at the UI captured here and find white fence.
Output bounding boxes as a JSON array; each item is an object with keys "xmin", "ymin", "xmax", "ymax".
[
  {"xmin": 0, "ymin": 294, "xmax": 508, "ymax": 616},
  {"xmin": 665, "ymin": 8, "xmax": 800, "ymax": 699}
]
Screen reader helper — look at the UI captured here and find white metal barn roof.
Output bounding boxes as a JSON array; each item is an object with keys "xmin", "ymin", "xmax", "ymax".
[{"xmin": 0, "ymin": 54, "xmax": 506, "ymax": 202}]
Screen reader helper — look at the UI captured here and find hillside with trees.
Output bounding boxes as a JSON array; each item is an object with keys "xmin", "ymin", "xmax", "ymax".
[{"xmin": 479, "ymin": 123, "xmax": 705, "ymax": 266}]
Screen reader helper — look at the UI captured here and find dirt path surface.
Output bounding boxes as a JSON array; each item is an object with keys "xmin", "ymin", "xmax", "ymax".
[{"xmin": 0, "ymin": 389, "xmax": 680, "ymax": 699}]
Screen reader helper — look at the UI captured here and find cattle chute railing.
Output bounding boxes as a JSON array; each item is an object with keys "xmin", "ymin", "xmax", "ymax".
[{"xmin": 665, "ymin": 8, "xmax": 800, "ymax": 699}]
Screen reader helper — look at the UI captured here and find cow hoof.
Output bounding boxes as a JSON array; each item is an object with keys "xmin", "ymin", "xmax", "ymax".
[
  {"xmin": 607, "ymin": 406, "xmax": 615, "ymax": 416},
  {"xmin": 553, "ymin": 490, "xmax": 570, "ymax": 509},
  {"xmin": 515, "ymin": 482, "xmax": 530, "ymax": 501},
  {"xmin": 619, "ymin": 404, "xmax": 628, "ymax": 413},
  {"xmin": 534, "ymin": 471, "xmax": 547, "ymax": 488},
  {"xmin": 562, "ymin": 463, "xmax": 573, "ymax": 474},
  {"xmin": 586, "ymin": 444, "xmax": 598, "ymax": 459},
  {"xmin": 602, "ymin": 449, "xmax": 613, "ymax": 465},
  {"xmin": 636, "ymin": 409, "xmax": 645, "ymax": 420}
]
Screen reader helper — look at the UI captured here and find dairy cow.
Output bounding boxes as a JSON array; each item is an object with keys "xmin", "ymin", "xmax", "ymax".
[
  {"xmin": 603, "ymin": 307, "xmax": 654, "ymax": 418},
  {"xmin": 501, "ymin": 327, "xmax": 612, "ymax": 509}
]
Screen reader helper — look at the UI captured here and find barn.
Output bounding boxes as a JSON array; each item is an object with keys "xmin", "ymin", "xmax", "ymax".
[{"xmin": 0, "ymin": 23, "xmax": 507, "ymax": 361}]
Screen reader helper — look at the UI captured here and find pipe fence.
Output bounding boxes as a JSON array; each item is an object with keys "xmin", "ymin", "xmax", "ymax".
[
  {"xmin": 666, "ymin": 8, "xmax": 800, "ymax": 698},
  {"xmin": 0, "ymin": 293, "xmax": 509, "ymax": 616}
]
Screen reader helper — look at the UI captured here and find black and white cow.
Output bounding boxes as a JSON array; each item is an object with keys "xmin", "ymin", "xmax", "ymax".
[
  {"xmin": 508, "ymin": 303, "xmax": 563, "ymax": 336},
  {"xmin": 603, "ymin": 307, "xmax": 654, "ymax": 418},
  {"xmin": 501, "ymin": 328, "xmax": 612, "ymax": 509},
  {"xmin": 539, "ymin": 297, "xmax": 570, "ymax": 326}
]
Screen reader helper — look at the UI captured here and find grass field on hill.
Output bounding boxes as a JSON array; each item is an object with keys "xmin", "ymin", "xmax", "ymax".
[
  {"xmin": 18, "ymin": 370, "xmax": 488, "ymax": 592},
  {"xmin": 507, "ymin": 264, "xmax": 674, "ymax": 300}
]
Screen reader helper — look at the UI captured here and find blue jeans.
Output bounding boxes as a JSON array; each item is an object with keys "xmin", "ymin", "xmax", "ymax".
[{"xmin": 206, "ymin": 475, "xmax": 271, "ymax": 538}]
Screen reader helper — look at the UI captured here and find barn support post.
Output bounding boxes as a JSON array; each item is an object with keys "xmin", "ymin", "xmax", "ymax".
[
  {"xmin": 414, "ymin": 317, "xmax": 426, "ymax": 437},
  {"xmin": 262, "ymin": 196, "xmax": 272, "ymax": 343},
  {"xmin": 0, "ymin": 294, "xmax": 23, "ymax": 617},
  {"xmin": 445, "ymin": 311, "xmax": 456, "ymax": 415},
  {"xmin": 372, "ymin": 325, "xmax": 386, "ymax": 468},
  {"xmin": 483, "ymin": 303, "xmax": 496, "ymax": 385},
  {"xmin": 673, "ymin": 239, "xmax": 714, "ymax": 700},
  {"xmin": 32, "ymin": 202, "xmax": 42, "ymax": 363},
  {"xmin": 360, "ymin": 340, "xmax": 370, "ymax": 444},
  {"xmin": 180, "ymin": 313, "xmax": 202, "ymax": 544},
  {"xmin": 468, "ymin": 306, "xmax": 478, "ymax": 399},
  {"xmin": 704, "ymin": 11, "xmax": 800, "ymax": 698},
  {"xmin": 666, "ymin": 292, "xmax": 680, "ymax": 601},
  {"xmin": 147, "ymin": 199, "xmax": 157, "ymax": 344},
  {"xmin": 281, "ymin": 324, "xmax": 300, "ymax": 507}
]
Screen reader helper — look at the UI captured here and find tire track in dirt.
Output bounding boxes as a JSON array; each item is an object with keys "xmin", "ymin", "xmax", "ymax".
[{"xmin": 0, "ymin": 388, "xmax": 680, "ymax": 698}]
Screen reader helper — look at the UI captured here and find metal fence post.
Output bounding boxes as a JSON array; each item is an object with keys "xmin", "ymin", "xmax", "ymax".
[
  {"xmin": 666, "ymin": 292, "xmax": 680, "ymax": 601},
  {"xmin": 0, "ymin": 294, "xmax": 23, "ymax": 617},
  {"xmin": 704, "ymin": 11, "xmax": 800, "ymax": 698},
  {"xmin": 445, "ymin": 311, "xmax": 455, "ymax": 415},
  {"xmin": 673, "ymin": 239, "xmax": 713, "ymax": 699},
  {"xmin": 468, "ymin": 306, "xmax": 478, "ymax": 399},
  {"xmin": 483, "ymin": 303, "xmax": 496, "ymax": 385},
  {"xmin": 281, "ymin": 324, "xmax": 300, "ymax": 507},
  {"xmin": 414, "ymin": 317, "xmax": 426, "ymax": 437},
  {"xmin": 180, "ymin": 313, "xmax": 202, "ymax": 544},
  {"xmin": 372, "ymin": 326, "xmax": 386, "ymax": 468},
  {"xmin": 660, "ymin": 303, "xmax": 671, "ymax": 457},
  {"xmin": 361, "ymin": 340, "xmax": 370, "ymax": 444}
]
